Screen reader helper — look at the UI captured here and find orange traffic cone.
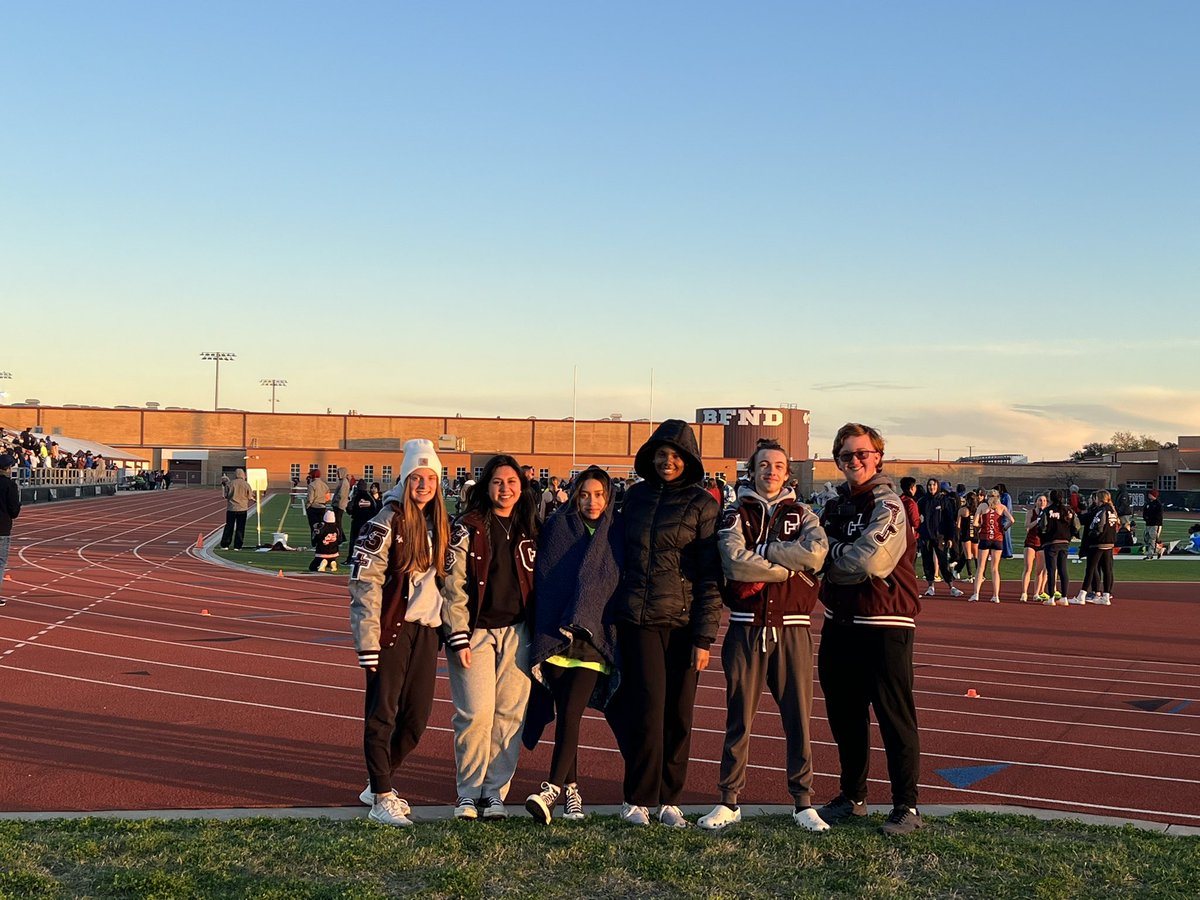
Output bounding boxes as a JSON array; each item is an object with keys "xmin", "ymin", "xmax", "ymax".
[
  {"xmin": 201, "ymin": 608, "xmax": 211, "ymax": 616},
  {"xmin": 965, "ymin": 688, "xmax": 979, "ymax": 698},
  {"xmin": 196, "ymin": 533, "xmax": 204, "ymax": 548},
  {"xmin": 3, "ymin": 573, "xmax": 12, "ymax": 581},
  {"xmin": 277, "ymin": 569, "xmax": 285, "ymax": 578}
]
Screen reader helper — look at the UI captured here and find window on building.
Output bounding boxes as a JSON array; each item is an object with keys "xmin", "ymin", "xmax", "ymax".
[
  {"xmin": 381, "ymin": 465, "xmax": 393, "ymax": 485},
  {"xmin": 327, "ymin": 464, "xmax": 338, "ymax": 482},
  {"xmin": 363, "ymin": 465, "xmax": 374, "ymax": 482},
  {"xmin": 1125, "ymin": 481, "xmax": 1152, "ymax": 490},
  {"xmin": 290, "ymin": 463, "xmax": 301, "ymax": 482},
  {"xmin": 474, "ymin": 467, "xmax": 483, "ymax": 480},
  {"xmin": 456, "ymin": 466, "xmax": 467, "ymax": 480},
  {"xmin": 442, "ymin": 466, "xmax": 449, "ymax": 479},
  {"xmin": 539, "ymin": 468, "xmax": 550, "ymax": 481},
  {"xmin": 1159, "ymin": 475, "xmax": 1177, "ymax": 491}
]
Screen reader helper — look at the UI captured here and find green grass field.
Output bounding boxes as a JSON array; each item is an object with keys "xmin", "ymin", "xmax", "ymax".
[{"xmin": 0, "ymin": 812, "xmax": 1196, "ymax": 899}]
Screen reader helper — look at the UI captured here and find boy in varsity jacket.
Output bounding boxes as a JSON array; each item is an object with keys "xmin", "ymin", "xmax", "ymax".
[
  {"xmin": 698, "ymin": 439, "xmax": 830, "ymax": 832},
  {"xmin": 816, "ymin": 423, "xmax": 924, "ymax": 836}
]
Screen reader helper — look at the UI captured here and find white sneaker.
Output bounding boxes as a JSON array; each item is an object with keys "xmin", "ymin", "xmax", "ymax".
[
  {"xmin": 990, "ymin": 596, "xmax": 1000, "ymax": 604},
  {"xmin": 923, "ymin": 586, "xmax": 936, "ymax": 597},
  {"xmin": 698, "ymin": 804, "xmax": 741, "ymax": 830},
  {"xmin": 1019, "ymin": 593, "xmax": 1028, "ymax": 603},
  {"xmin": 360, "ymin": 785, "xmax": 410, "ymax": 816},
  {"xmin": 1091, "ymin": 593, "xmax": 1112, "ymax": 606},
  {"xmin": 1041, "ymin": 596, "xmax": 1057, "ymax": 606},
  {"xmin": 658, "ymin": 804, "xmax": 689, "ymax": 828},
  {"xmin": 792, "ymin": 807, "xmax": 831, "ymax": 832},
  {"xmin": 1068, "ymin": 591, "xmax": 1087, "ymax": 605},
  {"xmin": 369, "ymin": 793, "xmax": 413, "ymax": 827},
  {"xmin": 968, "ymin": 594, "xmax": 978, "ymax": 603},
  {"xmin": 620, "ymin": 802, "xmax": 650, "ymax": 826},
  {"xmin": 949, "ymin": 586, "xmax": 964, "ymax": 598},
  {"xmin": 454, "ymin": 797, "xmax": 478, "ymax": 820}
]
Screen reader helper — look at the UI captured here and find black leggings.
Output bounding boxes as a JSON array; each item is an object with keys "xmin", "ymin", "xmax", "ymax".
[
  {"xmin": 1043, "ymin": 544, "xmax": 1070, "ymax": 596},
  {"xmin": 1083, "ymin": 548, "xmax": 1114, "ymax": 594},
  {"xmin": 542, "ymin": 664, "xmax": 599, "ymax": 787}
]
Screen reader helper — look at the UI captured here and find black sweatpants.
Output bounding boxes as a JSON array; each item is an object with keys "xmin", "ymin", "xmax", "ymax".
[
  {"xmin": 220, "ymin": 510, "xmax": 247, "ymax": 550},
  {"xmin": 542, "ymin": 663, "xmax": 600, "ymax": 787},
  {"xmin": 615, "ymin": 624, "xmax": 699, "ymax": 807},
  {"xmin": 363, "ymin": 623, "xmax": 439, "ymax": 795},
  {"xmin": 919, "ymin": 537, "xmax": 954, "ymax": 584},
  {"xmin": 817, "ymin": 620, "xmax": 920, "ymax": 809}
]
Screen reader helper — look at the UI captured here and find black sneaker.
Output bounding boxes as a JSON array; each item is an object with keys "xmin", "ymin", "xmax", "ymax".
[
  {"xmin": 817, "ymin": 794, "xmax": 867, "ymax": 825},
  {"xmin": 880, "ymin": 805, "xmax": 925, "ymax": 836}
]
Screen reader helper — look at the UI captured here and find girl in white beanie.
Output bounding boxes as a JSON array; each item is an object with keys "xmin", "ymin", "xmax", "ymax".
[{"xmin": 348, "ymin": 438, "xmax": 450, "ymax": 826}]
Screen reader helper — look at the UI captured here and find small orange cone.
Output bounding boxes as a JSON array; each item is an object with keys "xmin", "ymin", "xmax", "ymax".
[
  {"xmin": 965, "ymin": 688, "xmax": 979, "ymax": 698},
  {"xmin": 2, "ymin": 573, "xmax": 11, "ymax": 581},
  {"xmin": 277, "ymin": 569, "xmax": 285, "ymax": 578},
  {"xmin": 196, "ymin": 533, "xmax": 204, "ymax": 548},
  {"xmin": 200, "ymin": 608, "xmax": 210, "ymax": 616}
]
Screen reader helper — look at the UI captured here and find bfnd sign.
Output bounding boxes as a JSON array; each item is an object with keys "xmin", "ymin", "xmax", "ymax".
[{"xmin": 699, "ymin": 407, "xmax": 784, "ymax": 426}]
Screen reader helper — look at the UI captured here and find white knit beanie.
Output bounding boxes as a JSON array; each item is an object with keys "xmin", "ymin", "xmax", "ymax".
[{"xmin": 400, "ymin": 438, "xmax": 443, "ymax": 485}]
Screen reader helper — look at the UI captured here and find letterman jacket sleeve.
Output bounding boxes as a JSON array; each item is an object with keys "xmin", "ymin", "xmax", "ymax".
[
  {"xmin": 347, "ymin": 512, "xmax": 393, "ymax": 668},
  {"xmin": 824, "ymin": 489, "xmax": 907, "ymax": 585},
  {"xmin": 719, "ymin": 509, "xmax": 790, "ymax": 583},
  {"xmin": 764, "ymin": 505, "xmax": 829, "ymax": 574},
  {"xmin": 441, "ymin": 521, "xmax": 472, "ymax": 653}
]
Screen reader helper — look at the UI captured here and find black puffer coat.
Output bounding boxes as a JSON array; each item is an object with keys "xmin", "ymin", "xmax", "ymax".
[{"xmin": 612, "ymin": 419, "xmax": 722, "ymax": 648}]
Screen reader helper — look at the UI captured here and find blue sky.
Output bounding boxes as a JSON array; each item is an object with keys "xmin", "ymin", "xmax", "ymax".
[{"xmin": 2, "ymin": 1, "xmax": 1196, "ymax": 460}]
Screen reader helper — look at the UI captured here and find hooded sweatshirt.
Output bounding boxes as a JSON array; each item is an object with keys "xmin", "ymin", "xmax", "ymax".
[{"xmin": 611, "ymin": 419, "xmax": 722, "ymax": 647}]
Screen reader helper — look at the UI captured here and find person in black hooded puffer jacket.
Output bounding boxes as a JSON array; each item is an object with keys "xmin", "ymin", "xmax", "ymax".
[{"xmin": 610, "ymin": 419, "xmax": 721, "ymax": 827}]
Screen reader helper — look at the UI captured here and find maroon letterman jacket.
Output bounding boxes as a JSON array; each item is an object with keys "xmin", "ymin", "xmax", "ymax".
[
  {"xmin": 718, "ymin": 486, "xmax": 828, "ymax": 628},
  {"xmin": 442, "ymin": 509, "xmax": 536, "ymax": 653},
  {"xmin": 819, "ymin": 474, "xmax": 920, "ymax": 628}
]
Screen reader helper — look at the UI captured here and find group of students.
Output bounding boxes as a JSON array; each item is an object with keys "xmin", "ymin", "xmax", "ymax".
[
  {"xmin": 1021, "ymin": 489, "xmax": 1123, "ymax": 606},
  {"xmin": 346, "ymin": 420, "xmax": 927, "ymax": 836}
]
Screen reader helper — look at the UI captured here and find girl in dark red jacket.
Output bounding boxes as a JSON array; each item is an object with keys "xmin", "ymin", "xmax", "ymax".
[{"xmin": 698, "ymin": 439, "xmax": 830, "ymax": 832}]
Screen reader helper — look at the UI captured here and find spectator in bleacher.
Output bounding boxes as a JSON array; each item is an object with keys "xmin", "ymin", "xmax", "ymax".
[
  {"xmin": 219, "ymin": 469, "xmax": 254, "ymax": 551},
  {"xmin": 0, "ymin": 453, "xmax": 20, "ymax": 605},
  {"xmin": 306, "ymin": 468, "xmax": 331, "ymax": 530}
]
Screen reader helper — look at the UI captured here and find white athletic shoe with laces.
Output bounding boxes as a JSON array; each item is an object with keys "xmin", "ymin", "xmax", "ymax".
[
  {"xmin": 369, "ymin": 793, "xmax": 413, "ymax": 827},
  {"xmin": 657, "ymin": 804, "xmax": 689, "ymax": 828},
  {"xmin": 949, "ymin": 586, "xmax": 964, "ymax": 598},
  {"xmin": 620, "ymin": 802, "xmax": 650, "ymax": 826},
  {"xmin": 923, "ymin": 586, "xmax": 936, "ymax": 598}
]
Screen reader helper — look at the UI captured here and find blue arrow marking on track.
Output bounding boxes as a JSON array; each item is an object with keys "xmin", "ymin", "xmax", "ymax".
[
  {"xmin": 1168, "ymin": 700, "xmax": 1192, "ymax": 714},
  {"xmin": 934, "ymin": 764, "xmax": 1009, "ymax": 789}
]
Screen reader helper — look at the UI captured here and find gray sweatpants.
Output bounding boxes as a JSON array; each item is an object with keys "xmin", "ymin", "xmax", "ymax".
[
  {"xmin": 447, "ymin": 624, "xmax": 531, "ymax": 801},
  {"xmin": 0, "ymin": 535, "xmax": 10, "ymax": 595},
  {"xmin": 717, "ymin": 623, "xmax": 816, "ymax": 807}
]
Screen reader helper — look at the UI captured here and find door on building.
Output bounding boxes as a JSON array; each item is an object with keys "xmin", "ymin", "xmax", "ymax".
[{"xmin": 167, "ymin": 459, "xmax": 202, "ymax": 485}]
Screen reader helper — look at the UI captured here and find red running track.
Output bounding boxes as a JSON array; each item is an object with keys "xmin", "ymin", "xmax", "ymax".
[{"xmin": 0, "ymin": 490, "xmax": 1197, "ymax": 825}]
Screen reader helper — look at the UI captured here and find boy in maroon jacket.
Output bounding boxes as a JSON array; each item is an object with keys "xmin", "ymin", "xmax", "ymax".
[{"xmin": 817, "ymin": 423, "xmax": 924, "ymax": 836}]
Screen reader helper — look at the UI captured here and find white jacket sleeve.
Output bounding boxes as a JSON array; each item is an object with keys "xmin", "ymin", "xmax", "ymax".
[
  {"xmin": 719, "ymin": 512, "xmax": 790, "ymax": 583},
  {"xmin": 825, "ymin": 491, "xmax": 908, "ymax": 585},
  {"xmin": 441, "ymin": 522, "xmax": 472, "ymax": 651},
  {"xmin": 765, "ymin": 506, "xmax": 829, "ymax": 574}
]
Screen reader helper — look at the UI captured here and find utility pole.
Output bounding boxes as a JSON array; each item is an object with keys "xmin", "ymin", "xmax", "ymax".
[
  {"xmin": 260, "ymin": 378, "xmax": 287, "ymax": 413},
  {"xmin": 200, "ymin": 352, "xmax": 236, "ymax": 411}
]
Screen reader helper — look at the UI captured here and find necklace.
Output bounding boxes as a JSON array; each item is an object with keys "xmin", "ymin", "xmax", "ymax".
[{"xmin": 493, "ymin": 514, "xmax": 514, "ymax": 540}]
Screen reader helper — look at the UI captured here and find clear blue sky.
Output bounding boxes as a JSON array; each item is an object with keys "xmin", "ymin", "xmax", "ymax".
[{"xmin": 2, "ymin": 1, "xmax": 1196, "ymax": 460}]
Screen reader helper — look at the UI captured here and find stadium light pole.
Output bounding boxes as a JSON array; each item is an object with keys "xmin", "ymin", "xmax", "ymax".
[
  {"xmin": 200, "ymin": 352, "xmax": 236, "ymax": 411},
  {"xmin": 261, "ymin": 378, "xmax": 287, "ymax": 413},
  {"xmin": 0, "ymin": 371, "xmax": 10, "ymax": 404}
]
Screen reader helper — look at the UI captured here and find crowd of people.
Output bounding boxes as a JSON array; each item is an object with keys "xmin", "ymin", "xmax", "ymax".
[
  {"xmin": 0, "ymin": 428, "xmax": 116, "ymax": 479},
  {"xmin": 345, "ymin": 421, "xmax": 927, "ymax": 836}
]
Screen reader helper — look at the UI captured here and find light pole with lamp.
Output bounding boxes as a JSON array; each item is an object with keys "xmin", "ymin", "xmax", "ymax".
[
  {"xmin": 261, "ymin": 378, "xmax": 287, "ymax": 413},
  {"xmin": 0, "ymin": 371, "xmax": 11, "ymax": 404},
  {"xmin": 200, "ymin": 352, "xmax": 236, "ymax": 411}
]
